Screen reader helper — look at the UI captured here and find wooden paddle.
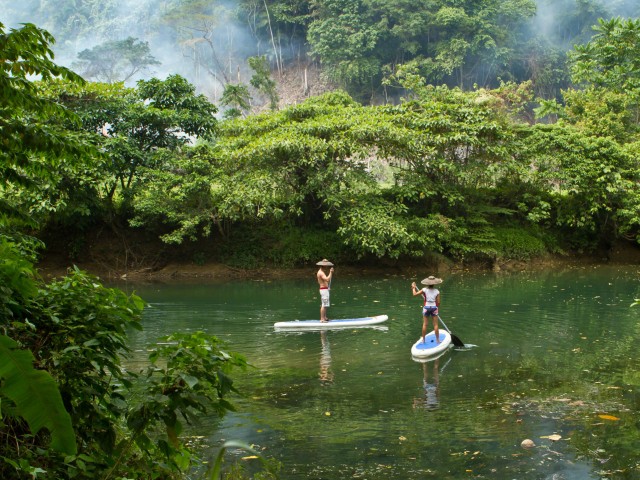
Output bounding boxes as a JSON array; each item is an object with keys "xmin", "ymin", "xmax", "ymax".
[{"xmin": 437, "ymin": 315, "xmax": 465, "ymax": 347}]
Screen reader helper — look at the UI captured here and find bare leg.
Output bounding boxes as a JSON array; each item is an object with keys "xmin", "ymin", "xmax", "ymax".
[
  {"xmin": 421, "ymin": 316, "xmax": 428, "ymax": 343},
  {"xmin": 320, "ymin": 306, "xmax": 327, "ymax": 322},
  {"xmin": 433, "ymin": 316, "xmax": 440, "ymax": 343}
]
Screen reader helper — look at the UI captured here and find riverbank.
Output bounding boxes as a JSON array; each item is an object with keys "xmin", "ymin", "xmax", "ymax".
[{"xmin": 36, "ymin": 233, "xmax": 640, "ymax": 283}]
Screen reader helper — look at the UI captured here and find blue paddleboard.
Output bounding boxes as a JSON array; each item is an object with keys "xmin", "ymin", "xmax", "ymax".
[{"xmin": 411, "ymin": 330, "xmax": 452, "ymax": 357}]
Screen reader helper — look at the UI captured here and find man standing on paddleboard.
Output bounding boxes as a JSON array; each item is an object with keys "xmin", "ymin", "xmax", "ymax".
[
  {"xmin": 316, "ymin": 259, "xmax": 334, "ymax": 322},
  {"xmin": 411, "ymin": 275, "xmax": 442, "ymax": 344}
]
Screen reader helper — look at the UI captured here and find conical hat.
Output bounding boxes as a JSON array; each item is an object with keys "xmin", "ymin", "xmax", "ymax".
[
  {"xmin": 421, "ymin": 275, "xmax": 442, "ymax": 285},
  {"xmin": 316, "ymin": 259, "xmax": 334, "ymax": 266}
]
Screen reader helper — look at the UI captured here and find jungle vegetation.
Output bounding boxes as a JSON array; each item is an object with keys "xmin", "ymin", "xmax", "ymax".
[
  {"xmin": 1, "ymin": 3, "xmax": 640, "ymax": 478},
  {"xmin": 4, "ymin": 0, "xmax": 640, "ymax": 102},
  {"xmin": 0, "ymin": 21, "xmax": 265, "ymax": 479}
]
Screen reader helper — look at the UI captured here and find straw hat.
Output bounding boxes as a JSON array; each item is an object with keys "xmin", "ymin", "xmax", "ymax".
[
  {"xmin": 316, "ymin": 259, "xmax": 334, "ymax": 267},
  {"xmin": 421, "ymin": 275, "xmax": 442, "ymax": 285}
]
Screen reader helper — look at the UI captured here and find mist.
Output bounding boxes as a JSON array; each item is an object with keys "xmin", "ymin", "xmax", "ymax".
[
  {"xmin": 2, "ymin": 0, "xmax": 639, "ymax": 101},
  {"xmin": 1, "ymin": 0, "xmax": 271, "ymax": 102}
]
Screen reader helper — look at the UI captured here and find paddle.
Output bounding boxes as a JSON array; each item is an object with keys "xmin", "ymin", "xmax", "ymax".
[{"xmin": 437, "ymin": 315, "xmax": 465, "ymax": 348}]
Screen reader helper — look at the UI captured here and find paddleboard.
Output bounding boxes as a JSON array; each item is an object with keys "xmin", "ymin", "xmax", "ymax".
[
  {"xmin": 411, "ymin": 347, "xmax": 450, "ymax": 363},
  {"xmin": 411, "ymin": 330, "xmax": 452, "ymax": 358},
  {"xmin": 274, "ymin": 314, "xmax": 388, "ymax": 329}
]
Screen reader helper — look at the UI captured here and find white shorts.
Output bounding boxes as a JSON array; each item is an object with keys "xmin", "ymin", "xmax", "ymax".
[{"xmin": 320, "ymin": 289, "xmax": 330, "ymax": 307}]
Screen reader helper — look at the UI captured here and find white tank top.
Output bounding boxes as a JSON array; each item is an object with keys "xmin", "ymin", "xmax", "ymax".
[{"xmin": 422, "ymin": 288, "xmax": 439, "ymax": 306}]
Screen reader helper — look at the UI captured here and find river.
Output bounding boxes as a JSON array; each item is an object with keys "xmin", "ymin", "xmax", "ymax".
[{"xmin": 124, "ymin": 264, "xmax": 640, "ymax": 479}]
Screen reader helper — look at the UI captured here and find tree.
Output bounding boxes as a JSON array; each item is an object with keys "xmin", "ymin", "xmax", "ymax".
[
  {"xmin": 44, "ymin": 75, "xmax": 218, "ymax": 216},
  {"xmin": 570, "ymin": 17, "xmax": 640, "ymax": 92},
  {"xmin": 129, "ymin": 83, "xmax": 527, "ymax": 259},
  {"xmin": 0, "ymin": 21, "xmax": 91, "ymax": 227},
  {"xmin": 307, "ymin": 0, "xmax": 383, "ymax": 88},
  {"xmin": 73, "ymin": 36, "xmax": 160, "ymax": 83},
  {"xmin": 569, "ymin": 16, "xmax": 640, "ymax": 125},
  {"xmin": 220, "ymin": 83, "xmax": 252, "ymax": 118},
  {"xmin": 248, "ymin": 55, "xmax": 279, "ymax": 110},
  {"xmin": 160, "ymin": 0, "xmax": 238, "ymax": 87},
  {"xmin": 239, "ymin": 0, "xmax": 311, "ymax": 62},
  {"xmin": 520, "ymin": 123, "xmax": 639, "ymax": 248},
  {"xmin": 0, "ymin": 20, "xmax": 87, "ymax": 467}
]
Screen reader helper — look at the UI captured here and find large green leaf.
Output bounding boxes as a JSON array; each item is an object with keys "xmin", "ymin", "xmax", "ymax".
[{"xmin": 0, "ymin": 335, "xmax": 77, "ymax": 455}]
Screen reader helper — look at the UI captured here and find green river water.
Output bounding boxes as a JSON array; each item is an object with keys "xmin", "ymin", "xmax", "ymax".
[{"xmin": 124, "ymin": 264, "xmax": 640, "ymax": 479}]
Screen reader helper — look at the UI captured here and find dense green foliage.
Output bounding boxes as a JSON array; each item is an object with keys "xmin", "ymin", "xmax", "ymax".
[
  {"xmin": 0, "ymin": 22, "xmax": 254, "ymax": 479},
  {"xmin": 4, "ymin": 12, "xmax": 640, "ymax": 265},
  {"xmin": 38, "ymin": 74, "xmax": 218, "ymax": 225},
  {"xmin": 2, "ymin": 7, "xmax": 640, "ymax": 476},
  {"xmin": 1, "ymin": 246, "xmax": 249, "ymax": 478},
  {"xmin": 126, "ymin": 77, "xmax": 639, "ymax": 262},
  {"xmin": 0, "ymin": 21, "xmax": 91, "ymax": 228},
  {"xmin": 6, "ymin": 0, "xmax": 640, "ymax": 102}
]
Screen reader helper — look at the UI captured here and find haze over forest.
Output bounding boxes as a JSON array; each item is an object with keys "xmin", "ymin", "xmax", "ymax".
[{"xmin": 3, "ymin": 0, "xmax": 640, "ymax": 109}]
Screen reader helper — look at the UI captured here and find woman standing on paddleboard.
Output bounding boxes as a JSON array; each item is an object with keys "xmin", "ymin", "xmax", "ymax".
[{"xmin": 411, "ymin": 275, "xmax": 442, "ymax": 344}]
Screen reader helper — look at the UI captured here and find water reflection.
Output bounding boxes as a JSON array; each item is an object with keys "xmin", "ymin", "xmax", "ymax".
[
  {"xmin": 412, "ymin": 352, "xmax": 452, "ymax": 411},
  {"xmin": 319, "ymin": 331, "xmax": 334, "ymax": 385},
  {"xmin": 124, "ymin": 266, "xmax": 640, "ymax": 479}
]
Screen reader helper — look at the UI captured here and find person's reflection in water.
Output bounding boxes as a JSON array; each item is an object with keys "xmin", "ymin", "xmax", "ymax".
[
  {"xmin": 319, "ymin": 330, "xmax": 334, "ymax": 385},
  {"xmin": 413, "ymin": 357, "xmax": 440, "ymax": 410}
]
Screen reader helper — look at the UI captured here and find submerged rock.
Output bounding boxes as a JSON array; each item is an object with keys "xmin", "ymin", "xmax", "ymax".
[{"xmin": 521, "ymin": 439, "xmax": 536, "ymax": 448}]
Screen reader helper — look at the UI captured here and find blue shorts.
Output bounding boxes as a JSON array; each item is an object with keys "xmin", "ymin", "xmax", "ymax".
[{"xmin": 422, "ymin": 306, "xmax": 438, "ymax": 317}]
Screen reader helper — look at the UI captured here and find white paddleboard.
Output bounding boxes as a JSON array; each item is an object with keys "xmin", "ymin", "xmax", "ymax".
[
  {"xmin": 411, "ymin": 330, "xmax": 452, "ymax": 357},
  {"xmin": 274, "ymin": 314, "xmax": 388, "ymax": 329}
]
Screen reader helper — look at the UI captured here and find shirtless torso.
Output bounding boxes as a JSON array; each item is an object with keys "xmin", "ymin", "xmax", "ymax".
[
  {"xmin": 317, "ymin": 268, "xmax": 332, "ymax": 288},
  {"xmin": 317, "ymin": 265, "xmax": 334, "ymax": 322}
]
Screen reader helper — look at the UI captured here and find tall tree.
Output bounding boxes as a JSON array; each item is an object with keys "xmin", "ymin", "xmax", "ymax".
[
  {"xmin": 221, "ymin": 83, "xmax": 252, "ymax": 118},
  {"xmin": 73, "ymin": 37, "xmax": 160, "ymax": 83},
  {"xmin": 307, "ymin": 0, "xmax": 384, "ymax": 88},
  {"xmin": 249, "ymin": 55, "xmax": 280, "ymax": 110},
  {"xmin": 0, "ymin": 21, "xmax": 91, "ymax": 227},
  {"xmin": 44, "ymin": 75, "xmax": 218, "ymax": 216},
  {"xmin": 569, "ymin": 17, "xmax": 640, "ymax": 94},
  {"xmin": 0, "ymin": 20, "xmax": 89, "ymax": 464},
  {"xmin": 160, "ymin": 0, "xmax": 238, "ymax": 87}
]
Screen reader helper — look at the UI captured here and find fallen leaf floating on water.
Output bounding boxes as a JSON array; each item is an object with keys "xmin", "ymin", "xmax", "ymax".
[
  {"xmin": 598, "ymin": 414, "xmax": 620, "ymax": 421},
  {"xmin": 398, "ymin": 436, "xmax": 407, "ymax": 441},
  {"xmin": 540, "ymin": 434, "xmax": 562, "ymax": 441},
  {"xmin": 241, "ymin": 456, "xmax": 259, "ymax": 461},
  {"xmin": 324, "ymin": 411, "xmax": 331, "ymax": 416}
]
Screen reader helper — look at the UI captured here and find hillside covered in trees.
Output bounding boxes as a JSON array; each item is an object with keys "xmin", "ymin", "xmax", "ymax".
[{"xmin": 5, "ymin": 0, "xmax": 640, "ymax": 108}]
